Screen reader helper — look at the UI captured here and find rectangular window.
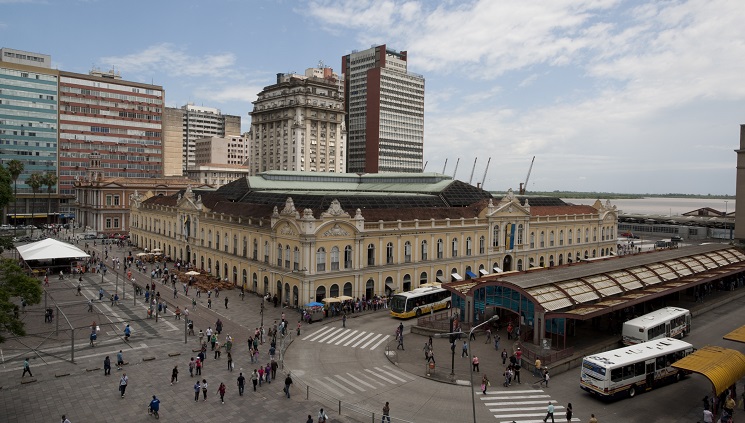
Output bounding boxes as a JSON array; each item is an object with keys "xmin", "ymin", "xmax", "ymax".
[
  {"xmin": 113, "ymin": 195, "xmax": 120, "ymax": 206},
  {"xmin": 106, "ymin": 195, "xmax": 112, "ymax": 206},
  {"xmin": 105, "ymin": 218, "xmax": 112, "ymax": 228},
  {"xmin": 113, "ymin": 218, "xmax": 119, "ymax": 228}
]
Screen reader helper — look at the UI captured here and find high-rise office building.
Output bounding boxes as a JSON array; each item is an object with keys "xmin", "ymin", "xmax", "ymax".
[
  {"xmin": 58, "ymin": 69, "xmax": 164, "ymax": 214},
  {"xmin": 248, "ymin": 66, "xmax": 346, "ymax": 175},
  {"xmin": 0, "ymin": 48, "xmax": 59, "ymax": 221},
  {"xmin": 163, "ymin": 104, "xmax": 241, "ymax": 175},
  {"xmin": 342, "ymin": 44, "xmax": 425, "ymax": 173}
]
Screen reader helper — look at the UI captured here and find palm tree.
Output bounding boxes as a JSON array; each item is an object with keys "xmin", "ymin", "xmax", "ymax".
[
  {"xmin": 41, "ymin": 172, "xmax": 57, "ymax": 226},
  {"xmin": 7, "ymin": 159, "xmax": 24, "ymax": 235},
  {"xmin": 27, "ymin": 173, "xmax": 43, "ymax": 227}
]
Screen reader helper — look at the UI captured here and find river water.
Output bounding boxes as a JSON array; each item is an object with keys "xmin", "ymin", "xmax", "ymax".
[{"xmin": 562, "ymin": 197, "xmax": 735, "ymax": 216}]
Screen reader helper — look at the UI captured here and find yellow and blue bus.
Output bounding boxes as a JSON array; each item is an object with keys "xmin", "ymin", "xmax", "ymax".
[{"xmin": 390, "ymin": 286, "xmax": 451, "ymax": 319}]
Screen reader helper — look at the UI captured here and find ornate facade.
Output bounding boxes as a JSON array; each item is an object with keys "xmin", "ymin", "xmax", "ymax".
[{"xmin": 129, "ymin": 172, "xmax": 618, "ymax": 307}]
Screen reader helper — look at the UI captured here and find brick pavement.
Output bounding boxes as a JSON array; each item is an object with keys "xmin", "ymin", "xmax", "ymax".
[{"xmin": 0, "ymin": 237, "xmax": 362, "ymax": 423}]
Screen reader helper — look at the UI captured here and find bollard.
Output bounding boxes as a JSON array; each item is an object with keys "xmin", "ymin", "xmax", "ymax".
[{"xmin": 306, "ymin": 385, "xmax": 309, "ymax": 400}]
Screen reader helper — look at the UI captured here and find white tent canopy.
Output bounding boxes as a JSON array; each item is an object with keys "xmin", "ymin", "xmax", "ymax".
[{"xmin": 16, "ymin": 238, "xmax": 90, "ymax": 261}]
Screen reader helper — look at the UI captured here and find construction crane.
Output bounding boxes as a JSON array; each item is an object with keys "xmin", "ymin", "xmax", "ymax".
[
  {"xmin": 468, "ymin": 158, "xmax": 478, "ymax": 184},
  {"xmin": 452, "ymin": 158, "xmax": 460, "ymax": 179},
  {"xmin": 518, "ymin": 156, "xmax": 535, "ymax": 195},
  {"xmin": 479, "ymin": 157, "xmax": 491, "ymax": 188}
]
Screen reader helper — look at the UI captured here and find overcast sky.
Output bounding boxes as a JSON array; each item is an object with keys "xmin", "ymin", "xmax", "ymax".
[{"xmin": 3, "ymin": 0, "xmax": 744, "ymax": 195}]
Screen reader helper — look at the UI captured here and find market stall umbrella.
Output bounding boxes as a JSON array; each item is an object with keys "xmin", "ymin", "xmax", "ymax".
[
  {"xmin": 136, "ymin": 252, "xmax": 150, "ymax": 257},
  {"xmin": 185, "ymin": 270, "xmax": 200, "ymax": 276},
  {"xmin": 322, "ymin": 297, "xmax": 341, "ymax": 303},
  {"xmin": 152, "ymin": 248, "xmax": 162, "ymax": 253},
  {"xmin": 304, "ymin": 302, "xmax": 324, "ymax": 307},
  {"xmin": 337, "ymin": 295, "xmax": 354, "ymax": 301}
]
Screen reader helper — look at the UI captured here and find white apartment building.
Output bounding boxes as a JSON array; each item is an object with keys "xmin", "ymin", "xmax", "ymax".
[
  {"xmin": 248, "ymin": 67, "xmax": 346, "ymax": 175},
  {"xmin": 342, "ymin": 44, "xmax": 425, "ymax": 173},
  {"xmin": 194, "ymin": 135, "xmax": 250, "ymax": 167}
]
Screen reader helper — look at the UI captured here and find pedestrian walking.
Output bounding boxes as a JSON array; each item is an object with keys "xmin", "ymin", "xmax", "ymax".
[
  {"xmin": 119, "ymin": 373, "xmax": 128, "ymax": 397},
  {"xmin": 565, "ymin": 403, "xmax": 573, "ymax": 421},
  {"xmin": 342, "ymin": 314, "xmax": 347, "ymax": 328},
  {"xmin": 207, "ymin": 298, "xmax": 212, "ymax": 309},
  {"xmin": 227, "ymin": 352, "xmax": 233, "ymax": 371},
  {"xmin": 501, "ymin": 349, "xmax": 508, "ymax": 365},
  {"xmin": 218, "ymin": 382, "xmax": 226, "ymax": 404},
  {"xmin": 195, "ymin": 357, "xmax": 202, "ymax": 375},
  {"xmin": 104, "ymin": 356, "xmax": 111, "ymax": 376},
  {"xmin": 514, "ymin": 362, "xmax": 522, "ymax": 384},
  {"xmin": 534, "ymin": 358, "xmax": 542, "ymax": 377},
  {"xmin": 284, "ymin": 373, "xmax": 293, "ymax": 398},
  {"xmin": 494, "ymin": 334, "xmax": 500, "ymax": 350},
  {"xmin": 224, "ymin": 297, "xmax": 229, "ymax": 309},
  {"xmin": 252, "ymin": 369, "xmax": 259, "ymax": 391},
  {"xmin": 22, "ymin": 358, "xmax": 32, "ymax": 377},
  {"xmin": 201, "ymin": 379, "xmax": 208, "ymax": 401},
  {"xmin": 539, "ymin": 369, "xmax": 550, "ymax": 387},
  {"xmin": 543, "ymin": 401, "xmax": 555, "ymax": 423},
  {"xmin": 481, "ymin": 374, "xmax": 490, "ymax": 395},
  {"xmin": 461, "ymin": 340, "xmax": 469, "ymax": 357},
  {"xmin": 397, "ymin": 332, "xmax": 404, "ymax": 350},
  {"xmin": 237, "ymin": 372, "xmax": 246, "ymax": 396},
  {"xmin": 171, "ymin": 365, "xmax": 178, "ymax": 385},
  {"xmin": 193, "ymin": 380, "xmax": 201, "ymax": 401},
  {"xmin": 116, "ymin": 350, "xmax": 124, "ymax": 370},
  {"xmin": 484, "ymin": 328, "xmax": 491, "ymax": 344},
  {"xmin": 382, "ymin": 401, "xmax": 391, "ymax": 423},
  {"xmin": 61, "ymin": 414, "xmax": 71, "ymax": 423},
  {"xmin": 472, "ymin": 356, "xmax": 480, "ymax": 372},
  {"xmin": 588, "ymin": 414, "xmax": 598, "ymax": 423}
]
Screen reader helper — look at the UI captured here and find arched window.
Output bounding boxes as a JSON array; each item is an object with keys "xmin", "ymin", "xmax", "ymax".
[
  {"xmin": 293, "ymin": 247, "xmax": 300, "ymax": 270},
  {"xmin": 224, "ymin": 263, "xmax": 228, "ymax": 280},
  {"xmin": 404, "ymin": 241, "xmax": 412, "ymax": 263},
  {"xmin": 451, "ymin": 238, "xmax": 458, "ymax": 257},
  {"xmin": 315, "ymin": 286, "xmax": 326, "ymax": 302},
  {"xmin": 437, "ymin": 239, "xmax": 444, "ymax": 259},
  {"xmin": 285, "ymin": 245, "xmax": 291, "ymax": 268},
  {"xmin": 224, "ymin": 232, "xmax": 228, "ymax": 252},
  {"xmin": 420, "ymin": 272, "xmax": 427, "ymax": 285},
  {"xmin": 585, "ymin": 228, "xmax": 589, "ymax": 243},
  {"xmin": 215, "ymin": 261, "xmax": 221, "ymax": 277},
  {"xmin": 200, "ymin": 228, "xmax": 205, "ymax": 246},
  {"xmin": 215, "ymin": 232, "xmax": 219, "ymax": 250},
  {"xmin": 233, "ymin": 235, "xmax": 238, "ymax": 255},
  {"xmin": 403, "ymin": 274, "xmax": 412, "ymax": 291},
  {"xmin": 331, "ymin": 246, "xmax": 340, "ymax": 270},
  {"xmin": 549, "ymin": 255, "xmax": 554, "ymax": 267},
  {"xmin": 367, "ymin": 244, "xmax": 375, "ymax": 266},
  {"xmin": 540, "ymin": 231, "xmax": 545, "ymax": 248},
  {"xmin": 344, "ymin": 245, "xmax": 352, "ymax": 269},
  {"xmin": 386, "ymin": 242, "xmax": 394, "ymax": 264},
  {"xmin": 593, "ymin": 227, "xmax": 597, "ymax": 242},
  {"xmin": 517, "ymin": 259, "xmax": 523, "ymax": 271},
  {"xmin": 479, "ymin": 236, "xmax": 485, "ymax": 254},
  {"xmin": 558, "ymin": 254, "xmax": 563, "ymax": 265},
  {"xmin": 316, "ymin": 247, "xmax": 326, "ymax": 271},
  {"xmin": 528, "ymin": 257, "xmax": 534, "ymax": 268},
  {"xmin": 492, "ymin": 225, "xmax": 499, "ymax": 247},
  {"xmin": 343, "ymin": 282, "xmax": 352, "ymax": 297},
  {"xmin": 466, "ymin": 237, "xmax": 472, "ymax": 256},
  {"xmin": 330, "ymin": 284, "xmax": 339, "ymax": 298},
  {"xmin": 200, "ymin": 256, "xmax": 204, "ymax": 270},
  {"xmin": 243, "ymin": 236, "xmax": 248, "ymax": 257},
  {"xmin": 366, "ymin": 279, "xmax": 374, "ymax": 299},
  {"xmin": 277, "ymin": 244, "xmax": 283, "ymax": 266},
  {"xmin": 421, "ymin": 240, "xmax": 428, "ymax": 261},
  {"xmin": 263, "ymin": 241, "xmax": 270, "ymax": 263},
  {"xmin": 252, "ymin": 239, "xmax": 258, "ymax": 260},
  {"xmin": 517, "ymin": 224, "xmax": 524, "ymax": 244},
  {"xmin": 530, "ymin": 232, "xmax": 535, "ymax": 248},
  {"xmin": 208, "ymin": 230, "xmax": 212, "ymax": 248},
  {"xmin": 559, "ymin": 230, "xmax": 564, "ymax": 246},
  {"xmin": 242, "ymin": 269, "xmax": 247, "ymax": 287},
  {"xmin": 549, "ymin": 231, "xmax": 555, "ymax": 247},
  {"xmin": 568, "ymin": 229, "xmax": 573, "ymax": 245}
]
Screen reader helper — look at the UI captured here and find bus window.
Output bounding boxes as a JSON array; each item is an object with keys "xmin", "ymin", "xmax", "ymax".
[
  {"xmin": 656, "ymin": 356, "xmax": 666, "ymax": 369},
  {"xmin": 622, "ymin": 364, "xmax": 634, "ymax": 380},
  {"xmin": 611, "ymin": 368, "xmax": 622, "ymax": 382},
  {"xmin": 634, "ymin": 362, "xmax": 645, "ymax": 376}
]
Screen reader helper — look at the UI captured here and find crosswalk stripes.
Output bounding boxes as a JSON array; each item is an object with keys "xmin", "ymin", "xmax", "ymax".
[
  {"xmin": 476, "ymin": 389, "xmax": 581, "ymax": 423},
  {"xmin": 301, "ymin": 327, "xmax": 391, "ymax": 350},
  {"xmin": 307, "ymin": 366, "xmax": 416, "ymax": 398}
]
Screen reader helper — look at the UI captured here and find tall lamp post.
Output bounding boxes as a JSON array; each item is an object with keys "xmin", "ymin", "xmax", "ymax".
[
  {"xmin": 725, "ymin": 200, "xmax": 730, "ymax": 240},
  {"xmin": 435, "ymin": 315, "xmax": 498, "ymax": 423}
]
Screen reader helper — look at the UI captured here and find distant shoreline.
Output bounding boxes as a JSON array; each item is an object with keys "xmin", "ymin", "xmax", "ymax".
[{"xmin": 490, "ymin": 192, "xmax": 735, "ymax": 200}]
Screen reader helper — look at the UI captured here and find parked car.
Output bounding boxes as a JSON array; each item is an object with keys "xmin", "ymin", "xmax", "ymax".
[
  {"xmin": 671, "ymin": 236, "xmax": 683, "ymax": 242},
  {"xmin": 621, "ymin": 232, "xmax": 640, "ymax": 239}
]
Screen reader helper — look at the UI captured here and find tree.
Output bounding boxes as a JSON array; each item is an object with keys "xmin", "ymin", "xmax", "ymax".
[
  {"xmin": 0, "ymin": 258, "xmax": 42, "ymax": 343},
  {"xmin": 7, "ymin": 160, "xmax": 23, "ymax": 235},
  {"xmin": 27, "ymin": 173, "xmax": 43, "ymax": 226},
  {"xmin": 41, "ymin": 172, "xmax": 57, "ymax": 225}
]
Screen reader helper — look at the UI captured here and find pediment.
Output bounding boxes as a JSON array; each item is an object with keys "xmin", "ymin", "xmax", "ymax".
[
  {"xmin": 317, "ymin": 222, "xmax": 355, "ymax": 238},
  {"xmin": 488, "ymin": 200, "xmax": 530, "ymax": 217}
]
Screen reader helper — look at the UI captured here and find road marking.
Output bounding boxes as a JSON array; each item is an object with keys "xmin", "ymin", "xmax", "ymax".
[
  {"xmin": 334, "ymin": 374, "xmax": 365, "ymax": 392},
  {"xmin": 382, "ymin": 365, "xmax": 415, "ymax": 379},
  {"xmin": 359, "ymin": 333, "xmax": 383, "ymax": 349},
  {"xmin": 313, "ymin": 379, "xmax": 343, "ymax": 397},
  {"xmin": 479, "ymin": 389, "xmax": 538, "ymax": 395},
  {"xmin": 498, "ymin": 420, "xmax": 580, "ymax": 423},
  {"xmin": 351, "ymin": 332, "xmax": 374, "ymax": 348},
  {"xmin": 323, "ymin": 376, "xmax": 356, "ymax": 394},
  {"xmin": 325, "ymin": 329, "xmax": 351, "ymax": 344},
  {"xmin": 364, "ymin": 368, "xmax": 397, "ymax": 384},
  {"xmin": 490, "ymin": 406, "xmax": 565, "ymax": 412},
  {"xmin": 374, "ymin": 366, "xmax": 408, "ymax": 383},
  {"xmin": 303, "ymin": 327, "xmax": 334, "ymax": 341},
  {"xmin": 359, "ymin": 372, "xmax": 386, "ymax": 387},
  {"xmin": 483, "ymin": 394, "xmax": 550, "ymax": 400},
  {"xmin": 484, "ymin": 400, "xmax": 554, "ymax": 406},
  {"xmin": 342, "ymin": 331, "xmax": 366, "ymax": 346},
  {"xmin": 369, "ymin": 335, "xmax": 390, "ymax": 350},
  {"xmin": 345, "ymin": 372, "xmax": 377, "ymax": 389},
  {"xmin": 333, "ymin": 330, "xmax": 359, "ymax": 345}
]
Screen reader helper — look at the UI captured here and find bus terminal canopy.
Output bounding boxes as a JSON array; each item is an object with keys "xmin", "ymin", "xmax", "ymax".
[
  {"xmin": 671, "ymin": 345, "xmax": 745, "ymax": 395},
  {"xmin": 16, "ymin": 238, "xmax": 90, "ymax": 261},
  {"xmin": 723, "ymin": 324, "xmax": 745, "ymax": 344}
]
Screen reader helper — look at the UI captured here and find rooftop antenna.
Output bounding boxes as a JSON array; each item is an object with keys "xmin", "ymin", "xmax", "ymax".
[
  {"xmin": 480, "ymin": 157, "xmax": 491, "ymax": 188},
  {"xmin": 468, "ymin": 157, "xmax": 478, "ymax": 185},
  {"xmin": 441, "ymin": 158, "xmax": 448, "ymax": 175},
  {"xmin": 452, "ymin": 158, "xmax": 460, "ymax": 179}
]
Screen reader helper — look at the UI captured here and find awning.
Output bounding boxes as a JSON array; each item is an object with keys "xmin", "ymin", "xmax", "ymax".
[
  {"xmin": 479, "ymin": 269, "xmax": 489, "ymax": 276},
  {"xmin": 671, "ymin": 345, "xmax": 745, "ymax": 395},
  {"xmin": 451, "ymin": 273, "xmax": 463, "ymax": 281},
  {"xmin": 723, "ymin": 324, "xmax": 745, "ymax": 343},
  {"xmin": 493, "ymin": 267, "xmax": 503, "ymax": 273},
  {"xmin": 436, "ymin": 276, "xmax": 445, "ymax": 283},
  {"xmin": 385, "ymin": 281, "xmax": 399, "ymax": 291},
  {"xmin": 465, "ymin": 270, "xmax": 478, "ymax": 279}
]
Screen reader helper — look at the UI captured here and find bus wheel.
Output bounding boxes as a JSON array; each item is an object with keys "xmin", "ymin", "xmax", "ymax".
[
  {"xmin": 415, "ymin": 309, "xmax": 422, "ymax": 317},
  {"xmin": 675, "ymin": 372, "xmax": 681, "ymax": 382},
  {"xmin": 445, "ymin": 302, "xmax": 451, "ymax": 309},
  {"xmin": 628, "ymin": 385, "xmax": 636, "ymax": 398}
]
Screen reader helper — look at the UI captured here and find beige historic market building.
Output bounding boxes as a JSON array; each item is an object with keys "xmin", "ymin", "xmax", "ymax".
[{"xmin": 129, "ymin": 171, "xmax": 619, "ymax": 307}]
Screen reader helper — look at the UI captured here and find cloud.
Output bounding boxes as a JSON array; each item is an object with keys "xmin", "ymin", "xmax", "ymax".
[
  {"xmin": 100, "ymin": 43, "xmax": 237, "ymax": 78},
  {"xmin": 193, "ymin": 84, "xmax": 263, "ymax": 104}
]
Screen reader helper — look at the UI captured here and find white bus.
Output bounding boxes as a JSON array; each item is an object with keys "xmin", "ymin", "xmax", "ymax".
[
  {"xmin": 390, "ymin": 286, "xmax": 451, "ymax": 319},
  {"xmin": 621, "ymin": 307, "xmax": 691, "ymax": 345},
  {"xmin": 580, "ymin": 338, "xmax": 693, "ymax": 399}
]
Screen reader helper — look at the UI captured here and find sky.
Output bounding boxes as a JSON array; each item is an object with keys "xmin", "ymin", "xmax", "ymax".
[{"xmin": 2, "ymin": 0, "xmax": 744, "ymax": 195}]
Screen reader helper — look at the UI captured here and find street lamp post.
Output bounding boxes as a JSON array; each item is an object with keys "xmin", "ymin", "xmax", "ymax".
[{"xmin": 435, "ymin": 315, "xmax": 498, "ymax": 423}]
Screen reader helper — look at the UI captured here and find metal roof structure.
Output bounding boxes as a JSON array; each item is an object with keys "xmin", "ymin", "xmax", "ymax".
[
  {"xmin": 723, "ymin": 325, "xmax": 745, "ymax": 344},
  {"xmin": 671, "ymin": 345, "xmax": 745, "ymax": 395},
  {"xmin": 444, "ymin": 244, "xmax": 745, "ymax": 320}
]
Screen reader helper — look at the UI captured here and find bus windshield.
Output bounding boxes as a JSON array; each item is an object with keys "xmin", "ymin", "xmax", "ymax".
[{"xmin": 390, "ymin": 295, "xmax": 407, "ymax": 313}]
